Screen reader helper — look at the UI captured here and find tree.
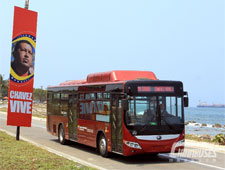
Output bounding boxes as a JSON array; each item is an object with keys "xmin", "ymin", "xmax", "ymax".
[
  {"xmin": 33, "ymin": 88, "xmax": 47, "ymax": 102},
  {"xmin": 0, "ymin": 74, "xmax": 9, "ymax": 99},
  {"xmin": 0, "ymin": 74, "xmax": 2, "ymax": 99}
]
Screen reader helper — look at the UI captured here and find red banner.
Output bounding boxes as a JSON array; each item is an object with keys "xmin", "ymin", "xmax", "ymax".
[{"xmin": 7, "ymin": 6, "xmax": 38, "ymax": 127}]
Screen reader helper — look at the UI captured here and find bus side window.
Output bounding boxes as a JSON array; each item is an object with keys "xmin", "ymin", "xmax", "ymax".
[
  {"xmin": 61, "ymin": 93, "xmax": 68, "ymax": 100},
  {"xmin": 79, "ymin": 94, "xmax": 84, "ymax": 100},
  {"xmin": 90, "ymin": 93, "xmax": 95, "ymax": 99},
  {"xmin": 85, "ymin": 93, "xmax": 91, "ymax": 100},
  {"xmin": 52, "ymin": 92, "xmax": 60, "ymax": 115},
  {"xmin": 97, "ymin": 93, "xmax": 102, "ymax": 99},
  {"xmin": 61, "ymin": 93, "xmax": 69, "ymax": 115},
  {"xmin": 47, "ymin": 92, "xmax": 53, "ymax": 114},
  {"xmin": 104, "ymin": 93, "xmax": 110, "ymax": 99},
  {"xmin": 102, "ymin": 101, "xmax": 110, "ymax": 114},
  {"xmin": 53, "ymin": 92, "xmax": 60, "ymax": 99},
  {"xmin": 47, "ymin": 92, "xmax": 52, "ymax": 100}
]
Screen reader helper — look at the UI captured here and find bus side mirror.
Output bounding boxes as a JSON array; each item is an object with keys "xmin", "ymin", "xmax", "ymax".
[
  {"xmin": 183, "ymin": 91, "xmax": 188, "ymax": 107},
  {"xmin": 184, "ymin": 97, "xmax": 189, "ymax": 107},
  {"xmin": 122, "ymin": 99, "xmax": 129, "ymax": 110}
]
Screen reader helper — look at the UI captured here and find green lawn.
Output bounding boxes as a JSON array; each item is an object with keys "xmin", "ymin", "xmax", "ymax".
[{"xmin": 0, "ymin": 131, "xmax": 97, "ymax": 170}]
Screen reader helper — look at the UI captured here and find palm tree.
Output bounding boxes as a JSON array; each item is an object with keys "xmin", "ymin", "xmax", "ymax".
[{"xmin": 0, "ymin": 74, "xmax": 9, "ymax": 99}]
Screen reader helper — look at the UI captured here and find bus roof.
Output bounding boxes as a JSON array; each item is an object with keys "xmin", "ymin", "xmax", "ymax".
[{"xmin": 55, "ymin": 70, "xmax": 157, "ymax": 87}]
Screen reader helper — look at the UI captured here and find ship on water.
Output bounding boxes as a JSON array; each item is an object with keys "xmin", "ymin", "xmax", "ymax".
[{"xmin": 197, "ymin": 101, "xmax": 225, "ymax": 108}]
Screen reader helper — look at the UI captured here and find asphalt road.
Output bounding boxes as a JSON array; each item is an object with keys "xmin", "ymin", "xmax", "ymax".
[{"xmin": 0, "ymin": 112, "xmax": 224, "ymax": 170}]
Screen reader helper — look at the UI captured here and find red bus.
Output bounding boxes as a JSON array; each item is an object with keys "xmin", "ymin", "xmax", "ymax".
[{"xmin": 47, "ymin": 70, "xmax": 188, "ymax": 157}]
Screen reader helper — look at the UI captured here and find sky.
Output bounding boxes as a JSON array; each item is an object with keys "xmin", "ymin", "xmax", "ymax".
[{"xmin": 0, "ymin": 0, "xmax": 224, "ymax": 107}]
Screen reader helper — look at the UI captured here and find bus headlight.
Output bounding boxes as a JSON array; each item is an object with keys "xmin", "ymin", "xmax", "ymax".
[{"xmin": 125, "ymin": 141, "xmax": 142, "ymax": 149}]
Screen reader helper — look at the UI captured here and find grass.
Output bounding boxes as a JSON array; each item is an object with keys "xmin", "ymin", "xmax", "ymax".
[
  {"xmin": 0, "ymin": 131, "xmax": 97, "ymax": 170},
  {"xmin": 185, "ymin": 134, "xmax": 212, "ymax": 143}
]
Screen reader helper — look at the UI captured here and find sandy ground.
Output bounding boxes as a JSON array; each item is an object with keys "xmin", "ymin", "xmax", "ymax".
[
  {"xmin": 185, "ymin": 139, "xmax": 225, "ymax": 153},
  {"xmin": 32, "ymin": 103, "xmax": 46, "ymax": 117}
]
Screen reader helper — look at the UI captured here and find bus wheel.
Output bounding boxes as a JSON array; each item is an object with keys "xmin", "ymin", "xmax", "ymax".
[
  {"xmin": 150, "ymin": 153, "xmax": 158, "ymax": 157},
  {"xmin": 98, "ymin": 134, "xmax": 108, "ymax": 157},
  {"xmin": 58, "ymin": 125, "xmax": 66, "ymax": 145}
]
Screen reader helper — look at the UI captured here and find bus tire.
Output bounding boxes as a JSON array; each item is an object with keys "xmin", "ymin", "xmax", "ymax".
[
  {"xmin": 98, "ymin": 134, "xmax": 108, "ymax": 157},
  {"xmin": 150, "ymin": 153, "xmax": 158, "ymax": 157},
  {"xmin": 58, "ymin": 125, "xmax": 66, "ymax": 145}
]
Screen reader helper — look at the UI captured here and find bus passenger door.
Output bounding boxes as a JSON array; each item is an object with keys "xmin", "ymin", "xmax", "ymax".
[
  {"xmin": 68, "ymin": 94, "xmax": 78, "ymax": 140},
  {"xmin": 111, "ymin": 95, "xmax": 123, "ymax": 154}
]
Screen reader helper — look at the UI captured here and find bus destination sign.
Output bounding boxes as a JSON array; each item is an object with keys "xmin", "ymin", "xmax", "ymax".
[{"xmin": 138, "ymin": 86, "xmax": 174, "ymax": 93}]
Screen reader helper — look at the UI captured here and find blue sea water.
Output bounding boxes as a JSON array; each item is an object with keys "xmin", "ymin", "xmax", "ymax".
[
  {"xmin": 184, "ymin": 107, "xmax": 225, "ymax": 136},
  {"xmin": 185, "ymin": 107, "xmax": 225, "ymax": 125}
]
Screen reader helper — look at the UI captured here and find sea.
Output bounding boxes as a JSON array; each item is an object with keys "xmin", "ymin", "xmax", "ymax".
[{"xmin": 184, "ymin": 107, "xmax": 225, "ymax": 136}]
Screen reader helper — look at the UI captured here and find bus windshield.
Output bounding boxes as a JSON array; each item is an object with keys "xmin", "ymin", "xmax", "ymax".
[{"xmin": 125, "ymin": 96, "xmax": 184, "ymax": 135}]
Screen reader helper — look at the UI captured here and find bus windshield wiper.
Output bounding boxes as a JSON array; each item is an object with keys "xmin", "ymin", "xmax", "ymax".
[{"xmin": 140, "ymin": 123, "xmax": 149, "ymax": 133}]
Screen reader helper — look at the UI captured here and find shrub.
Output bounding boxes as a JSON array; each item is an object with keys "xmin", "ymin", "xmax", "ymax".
[{"xmin": 212, "ymin": 134, "xmax": 225, "ymax": 145}]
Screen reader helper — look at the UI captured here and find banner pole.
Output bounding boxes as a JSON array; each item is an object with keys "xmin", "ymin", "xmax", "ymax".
[
  {"xmin": 16, "ymin": 126, "xmax": 20, "ymax": 140},
  {"xmin": 25, "ymin": 0, "xmax": 29, "ymax": 9},
  {"xmin": 16, "ymin": 0, "xmax": 30, "ymax": 141}
]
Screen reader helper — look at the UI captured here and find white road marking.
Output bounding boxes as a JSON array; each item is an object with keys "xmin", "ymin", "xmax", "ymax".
[{"xmin": 160, "ymin": 153, "xmax": 225, "ymax": 170}]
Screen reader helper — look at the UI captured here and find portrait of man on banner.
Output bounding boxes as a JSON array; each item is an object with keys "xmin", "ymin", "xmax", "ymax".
[{"xmin": 11, "ymin": 38, "xmax": 35, "ymax": 78}]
